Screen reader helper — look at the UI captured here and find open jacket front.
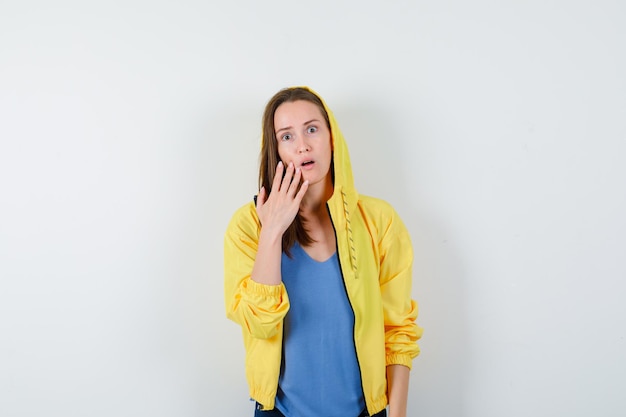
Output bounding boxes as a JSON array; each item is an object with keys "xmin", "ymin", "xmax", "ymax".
[{"xmin": 224, "ymin": 87, "xmax": 422, "ymax": 415}]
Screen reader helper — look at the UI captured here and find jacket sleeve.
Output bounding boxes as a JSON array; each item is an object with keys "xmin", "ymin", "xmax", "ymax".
[
  {"xmin": 378, "ymin": 205, "xmax": 423, "ymax": 369},
  {"xmin": 223, "ymin": 203, "xmax": 290, "ymax": 339}
]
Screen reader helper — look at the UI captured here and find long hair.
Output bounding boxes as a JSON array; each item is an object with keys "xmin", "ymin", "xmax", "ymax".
[{"xmin": 259, "ymin": 87, "xmax": 332, "ymax": 256}]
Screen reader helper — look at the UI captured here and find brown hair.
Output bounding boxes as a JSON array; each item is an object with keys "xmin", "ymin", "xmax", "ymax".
[{"xmin": 259, "ymin": 87, "xmax": 332, "ymax": 255}]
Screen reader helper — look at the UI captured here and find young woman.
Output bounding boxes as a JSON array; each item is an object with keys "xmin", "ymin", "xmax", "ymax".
[{"xmin": 224, "ymin": 87, "xmax": 422, "ymax": 417}]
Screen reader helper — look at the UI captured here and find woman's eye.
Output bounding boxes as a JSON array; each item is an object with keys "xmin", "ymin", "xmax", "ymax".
[
  {"xmin": 281, "ymin": 134, "xmax": 292, "ymax": 141},
  {"xmin": 307, "ymin": 126, "xmax": 318, "ymax": 134}
]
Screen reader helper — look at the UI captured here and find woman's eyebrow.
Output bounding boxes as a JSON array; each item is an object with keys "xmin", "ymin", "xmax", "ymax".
[
  {"xmin": 275, "ymin": 119, "xmax": 320, "ymax": 134},
  {"xmin": 275, "ymin": 125, "xmax": 292, "ymax": 135}
]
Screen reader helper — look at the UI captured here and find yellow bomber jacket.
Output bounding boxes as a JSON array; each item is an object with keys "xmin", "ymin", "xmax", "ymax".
[{"xmin": 223, "ymin": 87, "xmax": 422, "ymax": 415}]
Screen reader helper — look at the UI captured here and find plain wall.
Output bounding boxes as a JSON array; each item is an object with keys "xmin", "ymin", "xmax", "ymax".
[{"xmin": 1, "ymin": 1, "xmax": 624, "ymax": 416}]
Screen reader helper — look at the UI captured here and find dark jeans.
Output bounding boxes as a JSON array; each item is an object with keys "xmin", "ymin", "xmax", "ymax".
[{"xmin": 254, "ymin": 403, "xmax": 387, "ymax": 417}]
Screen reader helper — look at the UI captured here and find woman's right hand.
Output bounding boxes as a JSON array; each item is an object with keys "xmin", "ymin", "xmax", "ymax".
[{"xmin": 255, "ymin": 161, "xmax": 309, "ymax": 238}]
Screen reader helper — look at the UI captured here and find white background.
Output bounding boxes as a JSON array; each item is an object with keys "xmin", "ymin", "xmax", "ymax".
[{"xmin": 1, "ymin": 1, "xmax": 625, "ymax": 416}]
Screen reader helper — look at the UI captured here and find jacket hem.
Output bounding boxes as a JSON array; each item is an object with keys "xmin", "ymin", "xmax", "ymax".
[
  {"xmin": 367, "ymin": 393, "xmax": 388, "ymax": 415},
  {"xmin": 250, "ymin": 389, "xmax": 276, "ymax": 411}
]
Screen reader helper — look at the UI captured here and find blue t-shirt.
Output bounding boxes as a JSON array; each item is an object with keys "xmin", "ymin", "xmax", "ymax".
[{"xmin": 275, "ymin": 243, "xmax": 365, "ymax": 417}]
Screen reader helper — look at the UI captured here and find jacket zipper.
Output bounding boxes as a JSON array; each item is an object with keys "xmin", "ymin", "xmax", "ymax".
[{"xmin": 327, "ymin": 202, "xmax": 368, "ymax": 414}]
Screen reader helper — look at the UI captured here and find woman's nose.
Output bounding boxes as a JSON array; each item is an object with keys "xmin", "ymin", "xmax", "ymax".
[{"xmin": 294, "ymin": 136, "xmax": 310, "ymax": 153}]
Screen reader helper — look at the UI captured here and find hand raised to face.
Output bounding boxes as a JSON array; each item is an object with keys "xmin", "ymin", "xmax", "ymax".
[{"xmin": 255, "ymin": 161, "xmax": 309, "ymax": 238}]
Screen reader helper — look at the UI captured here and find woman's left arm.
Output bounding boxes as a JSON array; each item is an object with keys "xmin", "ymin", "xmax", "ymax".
[
  {"xmin": 387, "ymin": 364, "xmax": 410, "ymax": 417},
  {"xmin": 377, "ymin": 203, "xmax": 423, "ymax": 414}
]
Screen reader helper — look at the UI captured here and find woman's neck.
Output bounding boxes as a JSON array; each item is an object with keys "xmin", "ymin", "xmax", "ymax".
[{"xmin": 300, "ymin": 177, "xmax": 333, "ymax": 215}]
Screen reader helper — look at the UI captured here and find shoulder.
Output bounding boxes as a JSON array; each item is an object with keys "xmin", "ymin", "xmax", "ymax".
[
  {"xmin": 357, "ymin": 194, "xmax": 410, "ymax": 241},
  {"xmin": 357, "ymin": 194, "xmax": 399, "ymax": 221},
  {"xmin": 225, "ymin": 201, "xmax": 260, "ymax": 238}
]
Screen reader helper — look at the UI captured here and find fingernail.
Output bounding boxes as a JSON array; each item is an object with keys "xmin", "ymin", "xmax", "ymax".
[
  {"xmin": 296, "ymin": 167, "xmax": 301, "ymax": 174},
  {"xmin": 277, "ymin": 161, "xmax": 283, "ymax": 167}
]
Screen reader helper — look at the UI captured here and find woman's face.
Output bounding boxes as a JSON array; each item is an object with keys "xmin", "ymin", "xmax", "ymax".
[{"xmin": 274, "ymin": 100, "xmax": 332, "ymax": 188}]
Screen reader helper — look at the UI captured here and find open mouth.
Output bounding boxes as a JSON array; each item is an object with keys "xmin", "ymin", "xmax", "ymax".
[{"xmin": 301, "ymin": 160, "xmax": 314, "ymax": 167}]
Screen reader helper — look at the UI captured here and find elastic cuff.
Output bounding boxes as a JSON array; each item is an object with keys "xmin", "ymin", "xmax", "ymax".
[
  {"xmin": 385, "ymin": 353, "xmax": 413, "ymax": 369},
  {"xmin": 242, "ymin": 278, "xmax": 284, "ymax": 297}
]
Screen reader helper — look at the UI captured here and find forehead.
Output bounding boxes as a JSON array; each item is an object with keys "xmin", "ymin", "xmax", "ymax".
[{"xmin": 274, "ymin": 100, "xmax": 323, "ymax": 128}]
